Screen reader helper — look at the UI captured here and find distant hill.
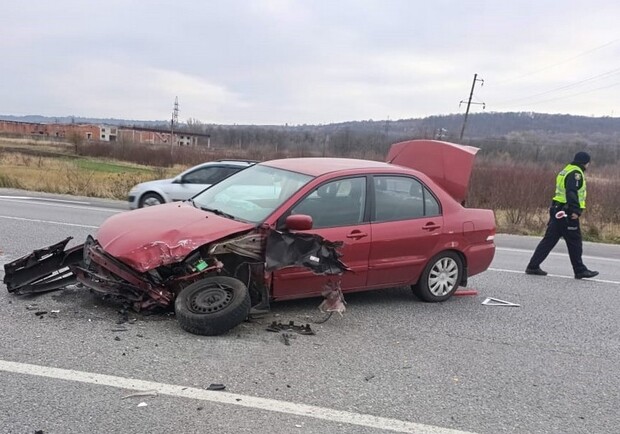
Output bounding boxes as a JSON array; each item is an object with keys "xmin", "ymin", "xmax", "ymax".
[{"xmin": 317, "ymin": 112, "xmax": 620, "ymax": 141}]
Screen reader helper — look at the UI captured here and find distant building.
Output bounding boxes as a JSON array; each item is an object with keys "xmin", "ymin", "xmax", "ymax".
[
  {"xmin": 0, "ymin": 119, "xmax": 99, "ymax": 140},
  {"xmin": 100, "ymin": 126, "xmax": 118, "ymax": 141},
  {"xmin": 0, "ymin": 120, "xmax": 209, "ymax": 146}
]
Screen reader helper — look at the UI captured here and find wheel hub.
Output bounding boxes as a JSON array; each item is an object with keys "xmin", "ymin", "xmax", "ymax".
[
  {"xmin": 428, "ymin": 258, "xmax": 458, "ymax": 296},
  {"xmin": 188, "ymin": 286, "xmax": 233, "ymax": 314}
]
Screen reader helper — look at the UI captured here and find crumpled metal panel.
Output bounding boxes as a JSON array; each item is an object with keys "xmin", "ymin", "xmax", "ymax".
[
  {"xmin": 124, "ymin": 239, "xmax": 199, "ymax": 273},
  {"xmin": 264, "ymin": 230, "xmax": 349, "ymax": 275},
  {"xmin": 208, "ymin": 232, "xmax": 265, "ymax": 261}
]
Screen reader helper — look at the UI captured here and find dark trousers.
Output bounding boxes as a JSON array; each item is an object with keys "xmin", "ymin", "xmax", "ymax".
[{"xmin": 527, "ymin": 206, "xmax": 587, "ymax": 273}]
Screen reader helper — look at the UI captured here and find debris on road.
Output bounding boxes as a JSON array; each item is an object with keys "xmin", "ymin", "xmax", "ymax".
[
  {"xmin": 266, "ymin": 321, "xmax": 315, "ymax": 335},
  {"xmin": 280, "ymin": 332, "xmax": 297, "ymax": 346},
  {"xmin": 137, "ymin": 402, "xmax": 148, "ymax": 407},
  {"xmin": 122, "ymin": 390, "xmax": 158, "ymax": 399},
  {"xmin": 318, "ymin": 280, "xmax": 346, "ymax": 316},
  {"xmin": 206, "ymin": 383, "xmax": 226, "ymax": 391}
]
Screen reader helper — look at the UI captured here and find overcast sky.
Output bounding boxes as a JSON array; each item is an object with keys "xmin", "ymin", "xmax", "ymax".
[{"xmin": 2, "ymin": 1, "xmax": 619, "ymax": 125}]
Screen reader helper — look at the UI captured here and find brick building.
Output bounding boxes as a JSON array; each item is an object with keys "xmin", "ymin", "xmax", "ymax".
[{"xmin": 0, "ymin": 120, "xmax": 208, "ymax": 146}]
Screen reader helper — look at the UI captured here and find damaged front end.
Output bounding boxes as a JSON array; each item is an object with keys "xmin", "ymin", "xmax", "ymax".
[
  {"xmin": 4, "ymin": 233, "xmax": 241, "ymax": 312},
  {"xmin": 4, "ymin": 227, "xmax": 348, "ymax": 316}
]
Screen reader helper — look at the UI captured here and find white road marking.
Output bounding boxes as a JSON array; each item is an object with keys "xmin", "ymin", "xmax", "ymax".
[
  {"xmin": 488, "ymin": 267, "xmax": 620, "ymax": 285},
  {"xmin": 0, "ymin": 215, "xmax": 98, "ymax": 229},
  {"xmin": 496, "ymin": 247, "xmax": 620, "ymax": 263},
  {"xmin": 0, "ymin": 195, "xmax": 90, "ymax": 204},
  {"xmin": 0, "ymin": 359, "xmax": 475, "ymax": 434},
  {"xmin": 0, "ymin": 197, "xmax": 121, "ymax": 213}
]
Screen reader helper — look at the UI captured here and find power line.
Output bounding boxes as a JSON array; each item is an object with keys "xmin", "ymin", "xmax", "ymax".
[
  {"xmin": 505, "ymin": 80, "xmax": 620, "ymax": 108},
  {"xmin": 493, "ymin": 38, "xmax": 620, "ymax": 86},
  {"xmin": 494, "ymin": 66, "xmax": 620, "ymax": 107}
]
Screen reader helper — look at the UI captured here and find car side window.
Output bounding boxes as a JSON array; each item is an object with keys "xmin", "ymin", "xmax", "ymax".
[
  {"xmin": 289, "ymin": 177, "xmax": 366, "ymax": 228},
  {"xmin": 424, "ymin": 186, "xmax": 440, "ymax": 216},
  {"xmin": 183, "ymin": 166, "xmax": 237, "ymax": 184},
  {"xmin": 373, "ymin": 176, "xmax": 440, "ymax": 222}
]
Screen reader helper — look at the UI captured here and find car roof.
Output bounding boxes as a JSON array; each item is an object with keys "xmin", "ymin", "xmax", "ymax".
[
  {"xmin": 212, "ymin": 159, "xmax": 257, "ymax": 166},
  {"xmin": 261, "ymin": 157, "xmax": 405, "ymax": 177}
]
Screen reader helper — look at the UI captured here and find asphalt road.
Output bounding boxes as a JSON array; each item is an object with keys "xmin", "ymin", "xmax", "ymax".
[{"xmin": 1, "ymin": 189, "xmax": 619, "ymax": 434}]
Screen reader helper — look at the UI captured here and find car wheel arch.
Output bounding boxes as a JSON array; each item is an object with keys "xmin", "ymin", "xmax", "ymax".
[
  {"xmin": 412, "ymin": 249, "xmax": 467, "ymax": 302},
  {"xmin": 138, "ymin": 191, "xmax": 166, "ymax": 207}
]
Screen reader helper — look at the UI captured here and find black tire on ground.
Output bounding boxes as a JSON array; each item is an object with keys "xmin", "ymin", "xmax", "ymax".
[
  {"xmin": 139, "ymin": 192, "xmax": 165, "ymax": 208},
  {"xmin": 412, "ymin": 251, "xmax": 463, "ymax": 302},
  {"xmin": 174, "ymin": 276, "xmax": 250, "ymax": 336}
]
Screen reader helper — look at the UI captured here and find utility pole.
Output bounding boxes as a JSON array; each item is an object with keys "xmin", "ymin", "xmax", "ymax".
[
  {"xmin": 170, "ymin": 96, "xmax": 179, "ymax": 156},
  {"xmin": 459, "ymin": 73, "xmax": 485, "ymax": 140}
]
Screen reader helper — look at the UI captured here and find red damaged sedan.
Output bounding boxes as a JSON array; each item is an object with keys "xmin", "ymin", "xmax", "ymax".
[{"xmin": 4, "ymin": 140, "xmax": 496, "ymax": 335}]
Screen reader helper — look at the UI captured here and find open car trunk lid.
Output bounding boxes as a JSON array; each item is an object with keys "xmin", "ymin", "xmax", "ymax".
[{"xmin": 386, "ymin": 139, "xmax": 479, "ymax": 204}]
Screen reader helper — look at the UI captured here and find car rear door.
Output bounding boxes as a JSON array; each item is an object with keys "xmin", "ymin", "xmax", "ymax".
[
  {"xmin": 367, "ymin": 175, "xmax": 443, "ymax": 287},
  {"xmin": 271, "ymin": 176, "xmax": 371, "ymax": 300}
]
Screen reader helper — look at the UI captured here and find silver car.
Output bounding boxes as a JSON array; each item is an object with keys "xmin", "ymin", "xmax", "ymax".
[{"xmin": 128, "ymin": 160, "xmax": 256, "ymax": 209}]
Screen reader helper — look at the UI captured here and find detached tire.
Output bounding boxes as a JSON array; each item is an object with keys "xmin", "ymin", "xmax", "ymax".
[
  {"xmin": 175, "ymin": 276, "xmax": 250, "ymax": 336},
  {"xmin": 412, "ymin": 251, "xmax": 462, "ymax": 302}
]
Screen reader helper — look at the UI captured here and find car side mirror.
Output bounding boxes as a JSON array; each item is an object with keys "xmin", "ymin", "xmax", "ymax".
[
  {"xmin": 172, "ymin": 177, "xmax": 183, "ymax": 184},
  {"xmin": 285, "ymin": 214, "xmax": 313, "ymax": 231}
]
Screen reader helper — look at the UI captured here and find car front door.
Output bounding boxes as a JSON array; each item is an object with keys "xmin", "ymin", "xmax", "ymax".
[
  {"xmin": 271, "ymin": 176, "xmax": 371, "ymax": 300},
  {"xmin": 367, "ymin": 175, "xmax": 443, "ymax": 287}
]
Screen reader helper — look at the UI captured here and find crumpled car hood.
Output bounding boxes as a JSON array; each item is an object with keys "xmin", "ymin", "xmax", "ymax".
[
  {"xmin": 386, "ymin": 139, "xmax": 479, "ymax": 204},
  {"xmin": 96, "ymin": 202, "xmax": 255, "ymax": 272}
]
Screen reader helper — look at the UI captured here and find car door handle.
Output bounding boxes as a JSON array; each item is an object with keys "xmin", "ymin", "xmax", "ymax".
[
  {"xmin": 346, "ymin": 231, "xmax": 368, "ymax": 239},
  {"xmin": 422, "ymin": 223, "xmax": 441, "ymax": 231}
]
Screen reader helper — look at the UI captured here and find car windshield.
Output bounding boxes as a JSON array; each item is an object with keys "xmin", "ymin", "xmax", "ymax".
[{"xmin": 191, "ymin": 164, "xmax": 313, "ymax": 223}]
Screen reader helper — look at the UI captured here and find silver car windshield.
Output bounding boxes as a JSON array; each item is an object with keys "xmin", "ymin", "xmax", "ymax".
[{"xmin": 191, "ymin": 164, "xmax": 313, "ymax": 223}]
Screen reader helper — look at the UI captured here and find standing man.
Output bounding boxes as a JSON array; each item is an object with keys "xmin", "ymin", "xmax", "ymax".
[{"xmin": 525, "ymin": 151, "xmax": 599, "ymax": 279}]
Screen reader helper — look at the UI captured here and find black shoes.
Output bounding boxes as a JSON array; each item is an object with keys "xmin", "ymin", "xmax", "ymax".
[
  {"xmin": 525, "ymin": 267, "xmax": 548, "ymax": 276},
  {"xmin": 575, "ymin": 270, "xmax": 599, "ymax": 279},
  {"xmin": 525, "ymin": 267, "xmax": 599, "ymax": 279}
]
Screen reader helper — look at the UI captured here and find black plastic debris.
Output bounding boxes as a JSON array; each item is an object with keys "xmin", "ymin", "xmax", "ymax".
[
  {"xmin": 266, "ymin": 321, "xmax": 315, "ymax": 335},
  {"xmin": 34, "ymin": 311, "xmax": 47, "ymax": 317},
  {"xmin": 206, "ymin": 383, "xmax": 226, "ymax": 391},
  {"xmin": 280, "ymin": 332, "xmax": 294, "ymax": 346},
  {"xmin": 117, "ymin": 307, "xmax": 129, "ymax": 324}
]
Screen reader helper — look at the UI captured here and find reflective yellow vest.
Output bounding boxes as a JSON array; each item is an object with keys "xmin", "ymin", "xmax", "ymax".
[{"xmin": 552, "ymin": 164, "xmax": 587, "ymax": 209}]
